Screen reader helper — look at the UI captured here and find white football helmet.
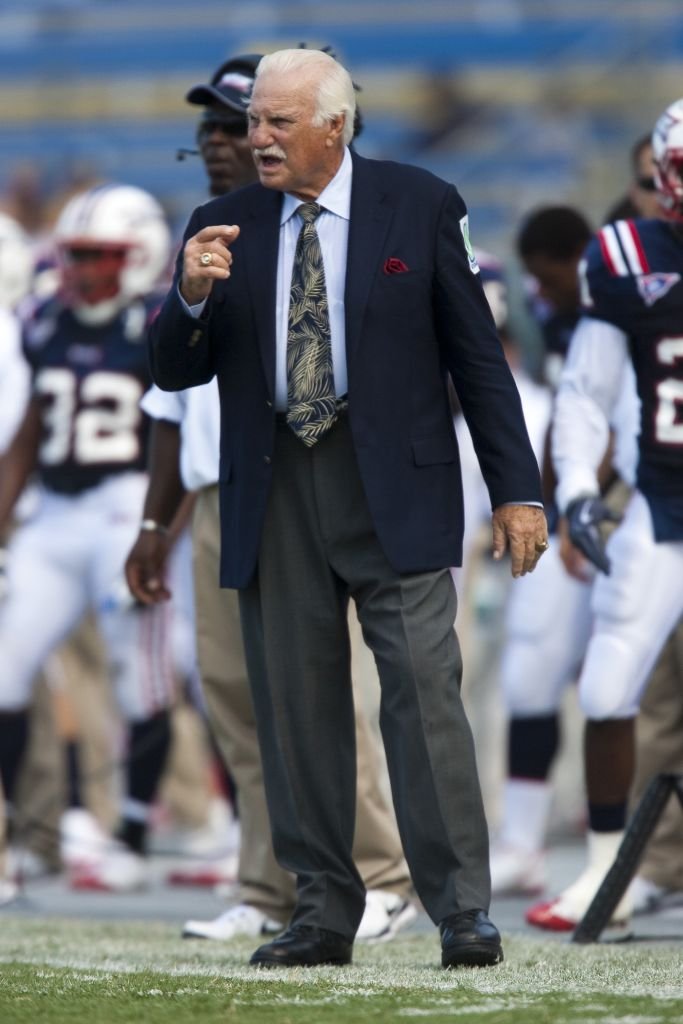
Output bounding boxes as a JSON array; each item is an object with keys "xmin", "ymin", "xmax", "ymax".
[
  {"xmin": 652, "ymin": 98, "xmax": 683, "ymax": 223},
  {"xmin": 0, "ymin": 212, "xmax": 33, "ymax": 310},
  {"xmin": 54, "ymin": 183, "xmax": 171, "ymax": 323}
]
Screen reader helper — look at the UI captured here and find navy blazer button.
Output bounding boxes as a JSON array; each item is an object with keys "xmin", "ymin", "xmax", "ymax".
[
  {"xmin": 263, "ymin": 455, "xmax": 271, "ymax": 464},
  {"xmin": 266, "ymin": 399, "xmax": 273, "ymax": 407}
]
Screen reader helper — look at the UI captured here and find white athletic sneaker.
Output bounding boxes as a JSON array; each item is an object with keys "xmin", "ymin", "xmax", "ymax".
[
  {"xmin": 0, "ymin": 877, "xmax": 18, "ymax": 906},
  {"xmin": 489, "ymin": 843, "xmax": 546, "ymax": 896},
  {"xmin": 182, "ymin": 902, "xmax": 283, "ymax": 940},
  {"xmin": 151, "ymin": 799, "xmax": 241, "ymax": 860},
  {"xmin": 628, "ymin": 875, "xmax": 683, "ymax": 915},
  {"xmin": 6, "ymin": 846, "xmax": 52, "ymax": 882},
  {"xmin": 629, "ymin": 876, "xmax": 666, "ymax": 914},
  {"xmin": 356, "ymin": 889, "xmax": 418, "ymax": 942},
  {"xmin": 526, "ymin": 832, "xmax": 632, "ymax": 937},
  {"xmin": 59, "ymin": 808, "xmax": 110, "ymax": 871},
  {"xmin": 166, "ymin": 851, "xmax": 239, "ymax": 888},
  {"xmin": 69, "ymin": 842, "xmax": 147, "ymax": 893}
]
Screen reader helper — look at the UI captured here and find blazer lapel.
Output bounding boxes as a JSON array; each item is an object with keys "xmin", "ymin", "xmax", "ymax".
[
  {"xmin": 345, "ymin": 153, "xmax": 394, "ymax": 364},
  {"xmin": 242, "ymin": 187, "xmax": 282, "ymax": 400}
]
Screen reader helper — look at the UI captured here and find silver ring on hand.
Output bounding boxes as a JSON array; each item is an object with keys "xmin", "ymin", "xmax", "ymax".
[{"xmin": 200, "ymin": 251, "xmax": 213, "ymax": 267}]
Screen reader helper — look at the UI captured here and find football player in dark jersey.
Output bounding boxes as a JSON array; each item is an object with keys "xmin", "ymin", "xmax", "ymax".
[
  {"xmin": 603, "ymin": 131, "xmax": 683, "ymax": 917},
  {"xmin": 526, "ymin": 99, "xmax": 683, "ymax": 934},
  {"xmin": 486, "ymin": 208, "xmax": 640, "ymax": 900},
  {"xmin": 0, "ymin": 183, "xmax": 176, "ymax": 896}
]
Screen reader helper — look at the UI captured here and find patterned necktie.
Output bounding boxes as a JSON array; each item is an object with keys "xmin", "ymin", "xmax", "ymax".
[{"xmin": 286, "ymin": 202, "xmax": 338, "ymax": 446}]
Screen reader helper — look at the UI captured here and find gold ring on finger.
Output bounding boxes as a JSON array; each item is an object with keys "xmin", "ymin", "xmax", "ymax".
[
  {"xmin": 200, "ymin": 251, "xmax": 213, "ymax": 267},
  {"xmin": 535, "ymin": 540, "xmax": 549, "ymax": 552}
]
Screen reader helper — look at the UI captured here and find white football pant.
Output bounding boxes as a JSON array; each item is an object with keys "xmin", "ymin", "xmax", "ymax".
[{"xmin": 0, "ymin": 473, "xmax": 175, "ymax": 720}]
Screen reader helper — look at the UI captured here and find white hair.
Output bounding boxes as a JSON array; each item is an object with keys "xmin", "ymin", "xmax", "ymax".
[{"xmin": 255, "ymin": 49, "xmax": 356, "ymax": 146}]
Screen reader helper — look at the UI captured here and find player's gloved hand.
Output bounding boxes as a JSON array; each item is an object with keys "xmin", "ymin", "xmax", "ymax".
[{"xmin": 565, "ymin": 495, "xmax": 622, "ymax": 575}]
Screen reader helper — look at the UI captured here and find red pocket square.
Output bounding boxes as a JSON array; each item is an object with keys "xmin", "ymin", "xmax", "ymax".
[{"xmin": 383, "ymin": 257, "xmax": 409, "ymax": 275}]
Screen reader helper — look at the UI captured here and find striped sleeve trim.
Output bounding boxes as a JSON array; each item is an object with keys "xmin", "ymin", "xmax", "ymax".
[{"xmin": 598, "ymin": 221, "xmax": 650, "ymax": 277}]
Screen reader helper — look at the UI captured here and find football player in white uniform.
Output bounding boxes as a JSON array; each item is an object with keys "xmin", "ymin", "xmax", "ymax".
[
  {"xmin": 454, "ymin": 245, "xmax": 638, "ymax": 897},
  {"xmin": 0, "ymin": 212, "xmax": 34, "ymax": 903},
  {"xmin": 0, "ymin": 212, "xmax": 33, "ymax": 458},
  {"xmin": 475, "ymin": 215, "xmax": 640, "ymax": 898},
  {"xmin": 527, "ymin": 99, "xmax": 683, "ymax": 933},
  {"xmin": 0, "ymin": 183, "xmax": 176, "ymax": 895}
]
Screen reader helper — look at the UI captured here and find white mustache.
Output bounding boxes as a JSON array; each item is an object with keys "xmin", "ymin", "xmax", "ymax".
[{"xmin": 254, "ymin": 145, "xmax": 286, "ymax": 161}]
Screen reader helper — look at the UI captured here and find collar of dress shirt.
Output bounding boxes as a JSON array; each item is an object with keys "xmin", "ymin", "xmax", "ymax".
[{"xmin": 280, "ymin": 146, "xmax": 352, "ymax": 226}]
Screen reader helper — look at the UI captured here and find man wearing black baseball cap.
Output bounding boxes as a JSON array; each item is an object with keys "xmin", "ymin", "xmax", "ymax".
[{"xmin": 185, "ymin": 54, "xmax": 261, "ymax": 197}]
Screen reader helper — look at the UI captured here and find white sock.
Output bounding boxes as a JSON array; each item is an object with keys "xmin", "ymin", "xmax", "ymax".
[{"xmin": 497, "ymin": 778, "xmax": 552, "ymax": 853}]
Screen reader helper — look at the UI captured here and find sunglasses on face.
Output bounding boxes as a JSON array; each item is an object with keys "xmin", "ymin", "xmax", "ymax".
[{"xmin": 197, "ymin": 113, "xmax": 248, "ymax": 139}]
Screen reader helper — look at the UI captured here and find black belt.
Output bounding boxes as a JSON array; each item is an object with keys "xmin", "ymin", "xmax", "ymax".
[{"xmin": 275, "ymin": 395, "xmax": 348, "ymax": 424}]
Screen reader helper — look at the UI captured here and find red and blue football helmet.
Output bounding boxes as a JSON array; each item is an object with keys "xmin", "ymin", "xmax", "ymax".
[{"xmin": 652, "ymin": 98, "xmax": 683, "ymax": 224}]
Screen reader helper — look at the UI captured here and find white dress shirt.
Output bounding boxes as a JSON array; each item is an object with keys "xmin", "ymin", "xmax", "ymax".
[
  {"xmin": 141, "ymin": 382, "xmax": 220, "ymax": 491},
  {"xmin": 274, "ymin": 146, "xmax": 351, "ymax": 407},
  {"xmin": 183, "ymin": 146, "xmax": 353, "ymax": 410},
  {"xmin": 0, "ymin": 307, "xmax": 31, "ymax": 455}
]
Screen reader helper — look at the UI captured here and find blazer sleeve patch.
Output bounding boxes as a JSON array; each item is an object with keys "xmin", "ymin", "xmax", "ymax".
[{"xmin": 459, "ymin": 215, "xmax": 480, "ymax": 275}]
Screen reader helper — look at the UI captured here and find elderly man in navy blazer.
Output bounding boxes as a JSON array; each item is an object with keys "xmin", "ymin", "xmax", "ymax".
[{"xmin": 150, "ymin": 47, "xmax": 548, "ymax": 970}]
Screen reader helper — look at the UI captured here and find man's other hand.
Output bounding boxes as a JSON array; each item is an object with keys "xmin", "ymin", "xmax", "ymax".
[{"xmin": 492, "ymin": 504, "xmax": 549, "ymax": 578}]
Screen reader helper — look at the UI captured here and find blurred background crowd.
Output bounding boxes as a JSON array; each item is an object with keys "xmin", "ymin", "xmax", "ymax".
[{"xmin": 1, "ymin": 1, "xmax": 681, "ymax": 247}]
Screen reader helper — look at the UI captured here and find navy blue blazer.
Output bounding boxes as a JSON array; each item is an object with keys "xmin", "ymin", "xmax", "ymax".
[{"xmin": 149, "ymin": 151, "xmax": 542, "ymax": 588}]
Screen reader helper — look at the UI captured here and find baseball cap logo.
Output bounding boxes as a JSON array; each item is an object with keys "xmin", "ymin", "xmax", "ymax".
[{"xmin": 217, "ymin": 72, "xmax": 254, "ymax": 95}]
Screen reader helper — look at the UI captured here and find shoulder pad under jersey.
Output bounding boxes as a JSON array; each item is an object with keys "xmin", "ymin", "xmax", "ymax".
[
  {"xmin": 580, "ymin": 220, "xmax": 651, "ymax": 325},
  {"xmin": 21, "ymin": 294, "xmax": 62, "ymax": 353}
]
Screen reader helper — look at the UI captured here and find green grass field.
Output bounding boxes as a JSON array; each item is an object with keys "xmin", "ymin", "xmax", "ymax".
[{"xmin": 1, "ymin": 917, "xmax": 682, "ymax": 1023}]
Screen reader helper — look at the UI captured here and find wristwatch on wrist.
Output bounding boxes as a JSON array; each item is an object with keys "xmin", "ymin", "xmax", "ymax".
[{"xmin": 140, "ymin": 519, "xmax": 170, "ymax": 537}]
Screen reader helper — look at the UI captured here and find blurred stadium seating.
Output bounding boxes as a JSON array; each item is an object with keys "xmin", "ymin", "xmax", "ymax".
[{"xmin": 1, "ymin": 0, "xmax": 682, "ymax": 253}]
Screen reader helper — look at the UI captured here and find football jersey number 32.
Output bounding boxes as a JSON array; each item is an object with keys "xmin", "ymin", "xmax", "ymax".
[{"xmin": 35, "ymin": 368, "xmax": 143, "ymax": 466}]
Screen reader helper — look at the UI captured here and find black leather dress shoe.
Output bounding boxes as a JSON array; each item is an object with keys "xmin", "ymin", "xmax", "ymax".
[
  {"xmin": 440, "ymin": 909, "xmax": 503, "ymax": 968},
  {"xmin": 249, "ymin": 925, "xmax": 353, "ymax": 968}
]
